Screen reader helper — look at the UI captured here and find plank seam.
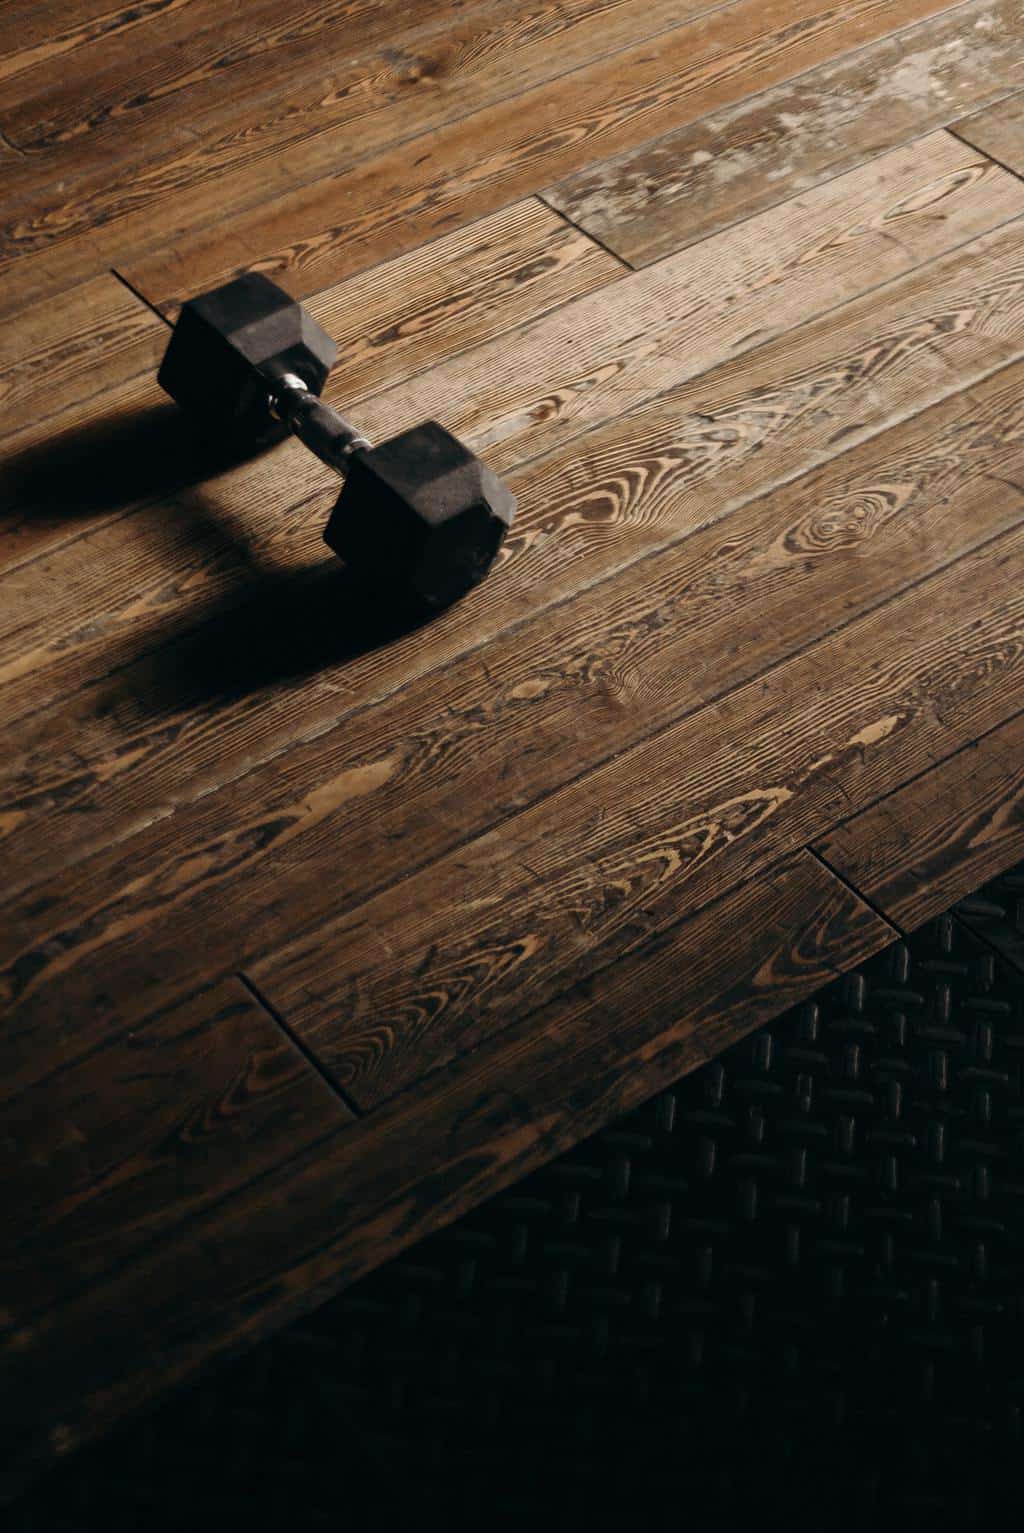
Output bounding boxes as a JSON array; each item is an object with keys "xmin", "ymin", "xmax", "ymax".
[
  {"xmin": 237, "ymin": 971, "xmax": 363, "ymax": 1118},
  {"xmin": 8, "ymin": 342, "xmax": 1024, "ymax": 925},
  {"xmin": 75, "ymin": 0, "xmax": 982, "ymax": 305},
  {"xmin": 11, "ymin": 0, "xmax": 747, "ymax": 258},
  {"xmin": 542, "ymin": 0, "xmax": 999, "ymax": 268},
  {"xmin": 109, "ymin": 267, "xmax": 173, "ymax": 328},
  {"xmin": 946, "ymin": 120, "xmax": 1024, "ymax": 187},
  {"xmin": 8, "ymin": 184, "xmax": 1024, "ymax": 598},
  {"xmin": 806, "ymin": 844, "xmax": 910, "ymax": 940},
  {"xmin": 809, "ymin": 700, "xmax": 1024, "ymax": 848},
  {"xmin": 534, "ymin": 190, "xmax": 634, "ymax": 272}
]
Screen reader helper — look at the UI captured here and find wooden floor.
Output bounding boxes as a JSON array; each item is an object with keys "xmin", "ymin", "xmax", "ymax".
[{"xmin": 4, "ymin": 0, "xmax": 1024, "ymax": 1498}]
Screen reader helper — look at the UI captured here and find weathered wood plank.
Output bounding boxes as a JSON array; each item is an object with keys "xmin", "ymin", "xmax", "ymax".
[
  {"xmin": 952, "ymin": 86, "xmax": 1024, "ymax": 172},
  {"xmin": 0, "ymin": 0, "xmax": 718, "ymax": 311},
  {"xmin": 815, "ymin": 711, "xmax": 1024, "ymax": 932},
  {"xmin": 352, "ymin": 134, "xmax": 1024, "ymax": 477},
  {"xmin": 114, "ymin": 0, "xmax": 963, "ymax": 317},
  {"xmin": 0, "ymin": 274, "xmax": 167, "ymax": 445},
  {"xmin": 1, "ymin": 131, "xmax": 1016, "ymax": 733},
  {"xmin": 6, "ymin": 203, "xmax": 1024, "ymax": 900},
  {"xmin": 3, "ymin": 359, "xmax": 1023, "ymax": 1111},
  {"xmin": 249, "ymin": 509, "xmax": 1024, "ymax": 1108},
  {"xmin": 0, "ymin": 976, "xmax": 354, "ymax": 1329},
  {"xmin": 544, "ymin": 0, "xmax": 1024, "ymax": 266},
  {"xmin": 0, "ymin": 850, "xmax": 893, "ymax": 1488},
  {"xmin": 0, "ymin": 199, "xmax": 616, "ymax": 577}
]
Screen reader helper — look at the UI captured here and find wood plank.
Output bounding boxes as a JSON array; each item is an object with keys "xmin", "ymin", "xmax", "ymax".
[
  {"xmin": 0, "ymin": 850, "xmax": 893, "ymax": 1490},
  {"xmin": 952, "ymin": 87, "xmax": 1024, "ymax": 172},
  {"xmin": 3, "ymin": 357, "xmax": 1024, "ymax": 1111},
  {"xmin": 0, "ymin": 199, "xmax": 615, "ymax": 577},
  {"xmin": 250, "ymin": 510, "xmax": 1024, "ymax": 1109},
  {"xmin": 114, "ymin": 0, "xmax": 964, "ymax": 318},
  {"xmin": 0, "ymin": 0, "xmax": 708, "ymax": 161},
  {"xmin": 351, "ymin": 133, "xmax": 1024, "ymax": 477},
  {"xmin": 815, "ymin": 711, "xmax": 1024, "ymax": 931},
  {"xmin": 0, "ymin": 976, "xmax": 355, "ymax": 1328},
  {"xmin": 0, "ymin": 0, "xmax": 719, "ymax": 312},
  {"xmin": 0, "ymin": 273, "xmax": 167, "ymax": 445},
  {"xmin": 544, "ymin": 0, "xmax": 1024, "ymax": 266},
  {"xmin": 0, "ymin": 0, "xmax": 194, "ymax": 87},
  {"xmin": 1, "ymin": 131, "xmax": 1016, "ymax": 731},
  {"xmin": 0, "ymin": 0, "xmax": 409, "ymax": 144},
  {"xmin": 304, "ymin": 198, "xmax": 623, "ymax": 406},
  {"xmin": 6, "ymin": 202, "xmax": 1024, "ymax": 902}
]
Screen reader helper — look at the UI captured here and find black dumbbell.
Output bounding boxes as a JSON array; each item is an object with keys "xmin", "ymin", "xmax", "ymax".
[{"xmin": 157, "ymin": 271, "xmax": 516, "ymax": 612}]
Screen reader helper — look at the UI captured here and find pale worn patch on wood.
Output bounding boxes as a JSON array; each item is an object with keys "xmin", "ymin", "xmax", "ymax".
[
  {"xmin": 0, "ymin": 0, "xmax": 712, "ymax": 314},
  {"xmin": 112, "ymin": 0, "xmax": 961, "ymax": 318},
  {"xmin": 0, "ymin": 131, "xmax": 1017, "ymax": 737},
  {"xmin": 543, "ymin": 0, "xmax": 1024, "ymax": 265},
  {"xmin": 355, "ymin": 132, "xmax": 1024, "ymax": 476}
]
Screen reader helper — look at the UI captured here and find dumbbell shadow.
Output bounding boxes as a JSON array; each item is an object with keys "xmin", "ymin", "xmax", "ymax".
[
  {"xmin": 4, "ymin": 398, "xmax": 439, "ymax": 709},
  {"xmin": 134, "ymin": 555, "xmax": 438, "ymax": 712},
  {"xmin": 1, "ymin": 400, "xmax": 267, "ymax": 524}
]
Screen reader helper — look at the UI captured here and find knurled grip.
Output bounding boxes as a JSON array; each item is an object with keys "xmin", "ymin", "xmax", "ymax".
[{"xmin": 271, "ymin": 373, "xmax": 370, "ymax": 475}]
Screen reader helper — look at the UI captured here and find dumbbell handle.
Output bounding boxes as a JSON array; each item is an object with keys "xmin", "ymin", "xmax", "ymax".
[{"xmin": 269, "ymin": 372, "xmax": 371, "ymax": 476}]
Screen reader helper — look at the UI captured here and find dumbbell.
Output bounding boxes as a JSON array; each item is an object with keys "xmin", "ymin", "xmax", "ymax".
[{"xmin": 157, "ymin": 271, "xmax": 516, "ymax": 612}]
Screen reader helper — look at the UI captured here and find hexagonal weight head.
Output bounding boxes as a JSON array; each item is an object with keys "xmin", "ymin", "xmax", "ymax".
[
  {"xmin": 324, "ymin": 421, "xmax": 516, "ymax": 610},
  {"xmin": 157, "ymin": 272, "xmax": 337, "ymax": 440}
]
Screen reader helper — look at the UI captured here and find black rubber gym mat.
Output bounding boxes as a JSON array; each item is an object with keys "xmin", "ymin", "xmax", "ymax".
[{"xmin": 11, "ymin": 864, "xmax": 1024, "ymax": 1532}]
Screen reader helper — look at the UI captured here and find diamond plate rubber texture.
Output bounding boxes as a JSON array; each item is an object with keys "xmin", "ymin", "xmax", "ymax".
[{"xmin": 11, "ymin": 888, "xmax": 1024, "ymax": 1532}]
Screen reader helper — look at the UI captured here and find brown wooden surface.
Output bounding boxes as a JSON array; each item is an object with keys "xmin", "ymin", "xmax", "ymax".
[
  {"xmin": 816, "ymin": 711, "xmax": 1024, "ymax": 931},
  {"xmin": 1, "ymin": 850, "xmax": 894, "ymax": 1495},
  {"xmin": 4, "ymin": 0, "xmax": 1024, "ymax": 1499},
  {"xmin": 544, "ymin": 0, "xmax": 1024, "ymax": 266},
  {"xmin": 952, "ymin": 84, "xmax": 1024, "ymax": 171}
]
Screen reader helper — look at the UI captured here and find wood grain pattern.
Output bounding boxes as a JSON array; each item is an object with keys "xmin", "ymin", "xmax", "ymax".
[
  {"xmin": 7, "ymin": 205, "xmax": 1024, "ymax": 903},
  {"xmin": 0, "ymin": 0, "xmax": 196, "ymax": 87},
  {"xmin": 544, "ymin": 0, "xmax": 1024, "ymax": 266},
  {"xmin": 0, "ymin": 199, "xmax": 615, "ymax": 577},
  {"xmin": 0, "ymin": 0, "xmax": 426, "ymax": 144},
  {"xmin": 1, "ymin": 130, "xmax": 1016, "ymax": 738},
  {"xmin": 3, "ymin": 357, "xmax": 1022, "ymax": 1116},
  {"xmin": 5, "ymin": 0, "xmax": 1024, "ymax": 1490},
  {"xmin": 0, "ymin": 976, "xmax": 354, "ymax": 1329},
  {"xmin": 0, "ymin": 273, "xmax": 167, "ymax": 444},
  {"xmin": 251, "ymin": 506, "xmax": 1024, "ymax": 1109},
  {"xmin": 116, "ymin": 0, "xmax": 963, "ymax": 315},
  {"xmin": 952, "ymin": 86, "xmax": 1024, "ymax": 172},
  {"xmin": 815, "ymin": 711, "xmax": 1024, "ymax": 931},
  {"xmin": 303, "ymin": 198, "xmax": 623, "ymax": 405},
  {"xmin": 352, "ymin": 134, "xmax": 1024, "ymax": 478},
  {"xmin": 0, "ymin": 0, "xmax": 717, "ymax": 313},
  {"xmin": 0, "ymin": 851, "xmax": 893, "ymax": 1486}
]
